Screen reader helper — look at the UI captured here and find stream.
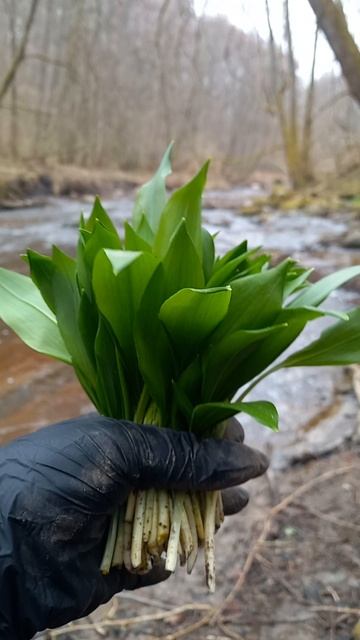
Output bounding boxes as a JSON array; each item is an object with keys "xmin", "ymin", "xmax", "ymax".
[{"xmin": 0, "ymin": 190, "xmax": 359, "ymax": 469}]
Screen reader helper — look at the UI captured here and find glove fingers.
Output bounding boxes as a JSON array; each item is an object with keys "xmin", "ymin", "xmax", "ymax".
[
  {"xmin": 222, "ymin": 417, "xmax": 245, "ymax": 443},
  {"xmin": 101, "ymin": 560, "xmax": 170, "ymax": 596},
  {"xmin": 221, "ymin": 487, "xmax": 249, "ymax": 515},
  {"xmin": 115, "ymin": 422, "xmax": 269, "ymax": 493}
]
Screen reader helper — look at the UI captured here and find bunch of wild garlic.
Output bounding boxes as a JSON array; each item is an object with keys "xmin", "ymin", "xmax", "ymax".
[{"xmin": 0, "ymin": 145, "xmax": 359, "ymax": 590}]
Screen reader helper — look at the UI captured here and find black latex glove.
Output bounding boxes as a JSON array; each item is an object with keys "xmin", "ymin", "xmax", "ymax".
[{"xmin": 0, "ymin": 415, "xmax": 268, "ymax": 640}]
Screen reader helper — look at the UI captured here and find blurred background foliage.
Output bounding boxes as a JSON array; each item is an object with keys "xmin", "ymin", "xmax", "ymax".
[{"xmin": 0, "ymin": 0, "xmax": 359, "ymax": 187}]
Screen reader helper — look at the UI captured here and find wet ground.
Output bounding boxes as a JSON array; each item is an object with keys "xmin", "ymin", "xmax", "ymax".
[
  {"xmin": 0, "ymin": 191, "xmax": 359, "ymax": 467},
  {"xmin": 1, "ymin": 190, "xmax": 359, "ymax": 640}
]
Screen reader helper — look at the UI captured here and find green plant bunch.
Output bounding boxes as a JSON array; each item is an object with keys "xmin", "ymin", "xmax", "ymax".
[{"xmin": 1, "ymin": 144, "xmax": 360, "ymax": 590}]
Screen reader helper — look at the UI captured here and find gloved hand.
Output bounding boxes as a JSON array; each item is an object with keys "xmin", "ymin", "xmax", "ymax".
[{"xmin": 0, "ymin": 414, "xmax": 268, "ymax": 639}]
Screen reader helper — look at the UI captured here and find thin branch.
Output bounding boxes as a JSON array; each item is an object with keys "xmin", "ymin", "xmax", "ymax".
[
  {"xmin": 211, "ymin": 463, "xmax": 358, "ymax": 619},
  {"xmin": 0, "ymin": 0, "xmax": 40, "ymax": 105},
  {"xmin": 160, "ymin": 462, "xmax": 358, "ymax": 640},
  {"xmin": 49, "ymin": 604, "xmax": 212, "ymax": 638}
]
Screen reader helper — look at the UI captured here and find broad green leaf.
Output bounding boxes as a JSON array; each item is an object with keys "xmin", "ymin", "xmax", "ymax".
[
  {"xmin": 206, "ymin": 249, "xmax": 258, "ymax": 287},
  {"xmin": 51, "ymin": 247, "xmax": 96, "ymax": 384},
  {"xmin": 154, "ymin": 161, "xmax": 209, "ymax": 258},
  {"xmin": 190, "ymin": 400, "xmax": 279, "ymax": 434},
  {"xmin": 94, "ymin": 317, "xmax": 126, "ymax": 418},
  {"xmin": 213, "ymin": 240, "xmax": 248, "ymax": 272},
  {"xmin": 290, "ymin": 266, "xmax": 360, "ymax": 308},
  {"xmin": 202, "ymin": 324, "xmax": 287, "ymax": 400},
  {"xmin": 237, "ymin": 254, "xmax": 270, "ymax": 277},
  {"xmin": 214, "ymin": 259, "xmax": 292, "ymax": 339},
  {"xmin": 280, "ymin": 307, "xmax": 360, "ymax": 367},
  {"xmin": 136, "ymin": 214, "xmax": 155, "ymax": 245},
  {"xmin": 202, "ymin": 228, "xmax": 215, "ymax": 282},
  {"xmin": 84, "ymin": 196, "xmax": 119, "ymax": 238},
  {"xmin": 176, "ymin": 356, "xmax": 202, "ymax": 405},
  {"xmin": 132, "ymin": 142, "xmax": 173, "ymax": 233},
  {"xmin": 77, "ymin": 220, "xmax": 122, "ymax": 297},
  {"xmin": 27, "ymin": 249, "xmax": 56, "ymax": 312},
  {"xmin": 93, "ymin": 249, "xmax": 158, "ymax": 407},
  {"xmin": 134, "ymin": 265, "xmax": 174, "ymax": 422},
  {"xmin": 159, "ymin": 287, "xmax": 232, "ymax": 367},
  {"xmin": 83, "ymin": 220, "xmax": 122, "ymax": 270},
  {"xmin": 162, "ymin": 219, "xmax": 204, "ymax": 296},
  {"xmin": 124, "ymin": 221, "xmax": 152, "ymax": 252},
  {"xmin": 283, "ymin": 268, "xmax": 313, "ymax": 300},
  {"xmin": 78, "ymin": 291, "xmax": 98, "ymax": 368},
  {"xmin": 0, "ymin": 267, "xmax": 71, "ymax": 363}
]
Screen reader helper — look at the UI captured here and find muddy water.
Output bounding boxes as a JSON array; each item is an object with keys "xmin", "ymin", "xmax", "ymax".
[{"xmin": 0, "ymin": 192, "xmax": 359, "ymax": 468}]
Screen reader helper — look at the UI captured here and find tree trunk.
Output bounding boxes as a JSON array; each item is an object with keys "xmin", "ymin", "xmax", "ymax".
[
  {"xmin": 0, "ymin": 0, "xmax": 40, "ymax": 106},
  {"xmin": 307, "ymin": 0, "xmax": 360, "ymax": 105},
  {"xmin": 301, "ymin": 27, "xmax": 319, "ymax": 183}
]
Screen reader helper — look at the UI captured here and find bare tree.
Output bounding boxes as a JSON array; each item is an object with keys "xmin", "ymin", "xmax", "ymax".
[
  {"xmin": 0, "ymin": 0, "xmax": 40, "ymax": 106},
  {"xmin": 265, "ymin": 0, "xmax": 319, "ymax": 187},
  {"xmin": 307, "ymin": 0, "xmax": 360, "ymax": 105}
]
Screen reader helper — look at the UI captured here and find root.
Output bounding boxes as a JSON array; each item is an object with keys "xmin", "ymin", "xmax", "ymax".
[
  {"xmin": 102, "ymin": 487, "xmax": 223, "ymax": 590},
  {"xmin": 204, "ymin": 491, "xmax": 217, "ymax": 592}
]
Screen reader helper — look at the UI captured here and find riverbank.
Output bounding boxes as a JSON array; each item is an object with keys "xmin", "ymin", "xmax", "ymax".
[{"xmin": 0, "ymin": 162, "xmax": 234, "ymax": 208}]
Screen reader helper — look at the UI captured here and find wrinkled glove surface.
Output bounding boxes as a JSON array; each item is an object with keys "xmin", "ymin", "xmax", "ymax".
[{"xmin": 0, "ymin": 415, "xmax": 268, "ymax": 639}]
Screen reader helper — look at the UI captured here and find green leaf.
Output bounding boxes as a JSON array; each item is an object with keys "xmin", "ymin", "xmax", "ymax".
[
  {"xmin": 51, "ymin": 246, "xmax": 96, "ymax": 384},
  {"xmin": 78, "ymin": 291, "xmax": 98, "ymax": 368},
  {"xmin": 213, "ymin": 240, "xmax": 248, "ymax": 272},
  {"xmin": 228, "ymin": 305, "xmax": 347, "ymax": 388},
  {"xmin": 124, "ymin": 221, "xmax": 152, "ymax": 252},
  {"xmin": 94, "ymin": 317, "xmax": 126, "ymax": 418},
  {"xmin": 191, "ymin": 400, "xmax": 279, "ymax": 434},
  {"xmin": 93, "ymin": 249, "xmax": 158, "ymax": 407},
  {"xmin": 214, "ymin": 259, "xmax": 292, "ymax": 339},
  {"xmin": 290, "ymin": 266, "xmax": 360, "ymax": 308},
  {"xmin": 206, "ymin": 249, "xmax": 259, "ymax": 287},
  {"xmin": 283, "ymin": 268, "xmax": 313, "ymax": 300},
  {"xmin": 159, "ymin": 286, "xmax": 232, "ymax": 367},
  {"xmin": 201, "ymin": 228, "xmax": 215, "ymax": 282},
  {"xmin": 202, "ymin": 324, "xmax": 288, "ymax": 400},
  {"xmin": 27, "ymin": 249, "xmax": 56, "ymax": 313},
  {"xmin": 136, "ymin": 214, "xmax": 155, "ymax": 245},
  {"xmin": 134, "ymin": 265, "xmax": 174, "ymax": 422},
  {"xmin": 280, "ymin": 307, "xmax": 360, "ymax": 367},
  {"xmin": 84, "ymin": 196, "xmax": 119, "ymax": 238},
  {"xmin": 0, "ymin": 267, "xmax": 71, "ymax": 363},
  {"xmin": 162, "ymin": 219, "xmax": 205, "ymax": 296},
  {"xmin": 77, "ymin": 219, "xmax": 122, "ymax": 297},
  {"xmin": 154, "ymin": 161, "xmax": 209, "ymax": 258},
  {"xmin": 132, "ymin": 142, "xmax": 173, "ymax": 233}
]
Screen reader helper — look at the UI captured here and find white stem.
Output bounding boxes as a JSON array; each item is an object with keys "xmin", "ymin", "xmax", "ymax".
[
  {"xmin": 157, "ymin": 489, "xmax": 170, "ymax": 546},
  {"xmin": 180, "ymin": 505, "xmax": 193, "ymax": 560},
  {"xmin": 184, "ymin": 494, "xmax": 198, "ymax": 574},
  {"xmin": 165, "ymin": 491, "xmax": 184, "ymax": 572},
  {"xmin": 131, "ymin": 490, "xmax": 147, "ymax": 569},
  {"xmin": 112, "ymin": 507, "xmax": 125, "ymax": 567},
  {"xmin": 143, "ymin": 488, "xmax": 155, "ymax": 543},
  {"xmin": 191, "ymin": 492, "xmax": 205, "ymax": 543},
  {"xmin": 123, "ymin": 490, "xmax": 136, "ymax": 571},
  {"xmin": 204, "ymin": 491, "xmax": 217, "ymax": 593},
  {"xmin": 100, "ymin": 509, "xmax": 119, "ymax": 575},
  {"xmin": 148, "ymin": 490, "xmax": 159, "ymax": 556}
]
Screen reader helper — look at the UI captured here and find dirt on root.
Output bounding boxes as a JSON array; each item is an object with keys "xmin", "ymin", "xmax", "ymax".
[{"xmin": 41, "ymin": 445, "xmax": 360, "ymax": 640}]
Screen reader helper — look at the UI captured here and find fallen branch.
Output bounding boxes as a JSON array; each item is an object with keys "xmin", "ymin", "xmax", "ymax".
[
  {"xmin": 49, "ymin": 604, "xmax": 212, "ymax": 638},
  {"xmin": 310, "ymin": 605, "xmax": 360, "ymax": 616},
  {"xmin": 212, "ymin": 463, "xmax": 358, "ymax": 620}
]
